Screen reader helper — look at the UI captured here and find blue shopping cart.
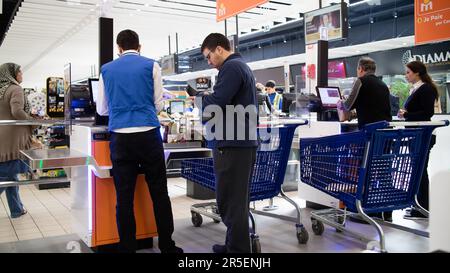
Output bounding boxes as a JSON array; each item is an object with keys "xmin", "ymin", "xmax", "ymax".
[
  {"xmin": 182, "ymin": 119, "xmax": 308, "ymax": 253},
  {"xmin": 299, "ymin": 120, "xmax": 449, "ymax": 252}
]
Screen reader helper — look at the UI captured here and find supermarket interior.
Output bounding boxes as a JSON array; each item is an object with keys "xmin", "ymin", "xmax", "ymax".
[{"xmin": 0, "ymin": 0, "xmax": 449, "ymax": 255}]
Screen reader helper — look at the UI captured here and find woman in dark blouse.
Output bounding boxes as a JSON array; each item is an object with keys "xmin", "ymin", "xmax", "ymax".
[{"xmin": 398, "ymin": 60, "xmax": 438, "ymax": 219}]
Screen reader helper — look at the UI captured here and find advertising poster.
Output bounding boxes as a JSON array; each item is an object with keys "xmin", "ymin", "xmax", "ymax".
[
  {"xmin": 195, "ymin": 77, "xmax": 211, "ymax": 91},
  {"xmin": 305, "ymin": 43, "xmax": 318, "ymax": 95},
  {"xmin": 64, "ymin": 63, "xmax": 71, "ymax": 135},
  {"xmin": 415, "ymin": 0, "xmax": 450, "ymax": 44},
  {"xmin": 46, "ymin": 77, "xmax": 65, "ymax": 118},
  {"xmin": 305, "ymin": 4, "xmax": 347, "ymax": 44}
]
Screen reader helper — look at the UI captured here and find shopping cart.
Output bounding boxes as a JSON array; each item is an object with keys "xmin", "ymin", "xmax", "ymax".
[
  {"xmin": 299, "ymin": 120, "xmax": 449, "ymax": 252},
  {"xmin": 181, "ymin": 119, "xmax": 308, "ymax": 253}
]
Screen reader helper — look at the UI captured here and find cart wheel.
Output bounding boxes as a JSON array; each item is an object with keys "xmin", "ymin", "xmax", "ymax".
[
  {"xmin": 251, "ymin": 235, "xmax": 261, "ymax": 253},
  {"xmin": 312, "ymin": 220, "xmax": 324, "ymax": 236},
  {"xmin": 191, "ymin": 212, "xmax": 203, "ymax": 227},
  {"xmin": 211, "ymin": 207, "xmax": 220, "ymax": 223},
  {"xmin": 296, "ymin": 226, "xmax": 309, "ymax": 244},
  {"xmin": 335, "ymin": 215, "xmax": 345, "ymax": 233},
  {"xmin": 366, "ymin": 240, "xmax": 383, "ymax": 252}
]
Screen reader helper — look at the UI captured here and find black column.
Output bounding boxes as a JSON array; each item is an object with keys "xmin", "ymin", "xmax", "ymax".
[
  {"xmin": 96, "ymin": 17, "xmax": 113, "ymax": 126},
  {"xmin": 317, "ymin": 40, "xmax": 328, "ymax": 87},
  {"xmin": 99, "ymin": 17, "xmax": 114, "ymax": 68}
]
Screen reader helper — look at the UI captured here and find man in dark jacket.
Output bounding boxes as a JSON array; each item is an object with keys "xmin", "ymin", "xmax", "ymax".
[
  {"xmin": 196, "ymin": 33, "xmax": 258, "ymax": 253},
  {"xmin": 337, "ymin": 57, "xmax": 393, "ymax": 222},
  {"xmin": 338, "ymin": 57, "xmax": 392, "ymax": 129}
]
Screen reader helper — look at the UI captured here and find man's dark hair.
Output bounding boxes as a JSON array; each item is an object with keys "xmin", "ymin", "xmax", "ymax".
[
  {"xmin": 116, "ymin": 29, "xmax": 140, "ymax": 50},
  {"xmin": 358, "ymin": 57, "xmax": 376, "ymax": 73},
  {"xmin": 265, "ymin": 80, "xmax": 276, "ymax": 88},
  {"xmin": 201, "ymin": 33, "xmax": 231, "ymax": 53}
]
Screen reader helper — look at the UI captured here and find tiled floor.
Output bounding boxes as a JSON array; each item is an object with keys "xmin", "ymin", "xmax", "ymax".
[
  {"xmin": 0, "ymin": 185, "xmax": 72, "ymax": 243},
  {"xmin": 0, "ymin": 178, "xmax": 430, "ymax": 252}
]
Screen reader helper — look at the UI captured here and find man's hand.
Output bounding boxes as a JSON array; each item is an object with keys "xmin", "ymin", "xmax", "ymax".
[
  {"xmin": 397, "ymin": 109, "xmax": 407, "ymax": 119},
  {"xmin": 336, "ymin": 99, "xmax": 345, "ymax": 110}
]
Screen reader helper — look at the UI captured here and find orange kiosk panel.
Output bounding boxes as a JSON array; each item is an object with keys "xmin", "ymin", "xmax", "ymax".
[{"xmin": 91, "ymin": 141, "xmax": 158, "ymax": 247}]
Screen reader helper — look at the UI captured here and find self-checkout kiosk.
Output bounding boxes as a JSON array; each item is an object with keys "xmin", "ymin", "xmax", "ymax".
[
  {"xmin": 69, "ymin": 73, "xmax": 157, "ymax": 249},
  {"xmin": 70, "ymin": 125, "xmax": 157, "ymax": 249},
  {"xmin": 315, "ymin": 86, "xmax": 341, "ymax": 121}
]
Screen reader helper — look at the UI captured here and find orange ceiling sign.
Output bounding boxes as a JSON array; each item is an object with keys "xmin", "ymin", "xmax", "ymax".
[
  {"xmin": 217, "ymin": 0, "xmax": 269, "ymax": 22},
  {"xmin": 415, "ymin": 0, "xmax": 450, "ymax": 45}
]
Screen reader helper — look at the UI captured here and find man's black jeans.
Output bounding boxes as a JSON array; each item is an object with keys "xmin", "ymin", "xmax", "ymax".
[{"xmin": 110, "ymin": 129, "xmax": 175, "ymax": 253}]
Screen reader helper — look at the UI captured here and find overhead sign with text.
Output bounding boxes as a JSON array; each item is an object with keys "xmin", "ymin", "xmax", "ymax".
[
  {"xmin": 415, "ymin": 0, "xmax": 450, "ymax": 44},
  {"xmin": 217, "ymin": 0, "xmax": 268, "ymax": 22}
]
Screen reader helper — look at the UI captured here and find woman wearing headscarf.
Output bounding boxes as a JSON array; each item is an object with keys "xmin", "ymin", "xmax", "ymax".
[
  {"xmin": 0, "ymin": 63, "xmax": 32, "ymax": 218},
  {"xmin": 398, "ymin": 60, "xmax": 439, "ymax": 219}
]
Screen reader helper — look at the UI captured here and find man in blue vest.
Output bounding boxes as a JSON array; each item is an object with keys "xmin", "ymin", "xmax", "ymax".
[
  {"xmin": 97, "ymin": 29, "xmax": 182, "ymax": 253},
  {"xmin": 265, "ymin": 80, "xmax": 283, "ymax": 111},
  {"xmin": 197, "ymin": 33, "xmax": 258, "ymax": 253}
]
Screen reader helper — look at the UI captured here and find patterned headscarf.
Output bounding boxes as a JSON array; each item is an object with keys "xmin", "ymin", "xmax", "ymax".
[{"xmin": 0, "ymin": 63, "xmax": 30, "ymax": 113}]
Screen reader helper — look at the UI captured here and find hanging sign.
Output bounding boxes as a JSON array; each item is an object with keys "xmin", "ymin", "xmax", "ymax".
[
  {"xmin": 415, "ymin": 0, "xmax": 450, "ymax": 44},
  {"xmin": 217, "ymin": 0, "xmax": 268, "ymax": 22}
]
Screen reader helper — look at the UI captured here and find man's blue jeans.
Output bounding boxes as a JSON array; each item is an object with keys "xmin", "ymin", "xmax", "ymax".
[{"xmin": 0, "ymin": 160, "xmax": 27, "ymax": 218}]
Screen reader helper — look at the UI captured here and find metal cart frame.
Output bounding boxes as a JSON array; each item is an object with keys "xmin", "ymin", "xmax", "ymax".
[{"xmin": 299, "ymin": 121, "xmax": 449, "ymax": 252}]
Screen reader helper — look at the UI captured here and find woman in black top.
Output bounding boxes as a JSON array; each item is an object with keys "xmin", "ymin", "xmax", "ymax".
[{"xmin": 398, "ymin": 60, "xmax": 438, "ymax": 219}]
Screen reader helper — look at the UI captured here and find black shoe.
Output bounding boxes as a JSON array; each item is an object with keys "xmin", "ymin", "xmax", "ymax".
[
  {"xmin": 349, "ymin": 212, "xmax": 388, "ymax": 224},
  {"xmin": 11, "ymin": 209, "xmax": 27, "ymax": 219},
  {"xmin": 348, "ymin": 214, "xmax": 370, "ymax": 224},
  {"xmin": 403, "ymin": 210, "xmax": 427, "ymax": 220},
  {"xmin": 382, "ymin": 211, "xmax": 393, "ymax": 222},
  {"xmin": 212, "ymin": 244, "xmax": 227, "ymax": 254},
  {"xmin": 161, "ymin": 246, "xmax": 184, "ymax": 253}
]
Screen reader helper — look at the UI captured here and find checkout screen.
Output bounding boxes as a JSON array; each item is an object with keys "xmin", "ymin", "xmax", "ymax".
[
  {"xmin": 317, "ymin": 87, "xmax": 341, "ymax": 108},
  {"xmin": 170, "ymin": 101, "xmax": 185, "ymax": 114},
  {"xmin": 90, "ymin": 79, "xmax": 99, "ymax": 103}
]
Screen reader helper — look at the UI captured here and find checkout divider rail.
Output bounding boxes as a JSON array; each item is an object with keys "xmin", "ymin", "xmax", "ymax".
[{"xmin": 0, "ymin": 120, "xmax": 106, "ymax": 188}]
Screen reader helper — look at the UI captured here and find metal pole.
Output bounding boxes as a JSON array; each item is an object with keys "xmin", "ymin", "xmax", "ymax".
[
  {"xmin": 168, "ymin": 35, "xmax": 171, "ymax": 55},
  {"xmin": 319, "ymin": 0, "xmax": 322, "ymax": 9},
  {"xmin": 176, "ymin": 32, "xmax": 179, "ymax": 55},
  {"xmin": 225, "ymin": 19, "xmax": 228, "ymax": 37},
  {"xmin": 235, "ymin": 15, "xmax": 239, "ymax": 53},
  {"xmin": 235, "ymin": 15, "xmax": 239, "ymax": 38}
]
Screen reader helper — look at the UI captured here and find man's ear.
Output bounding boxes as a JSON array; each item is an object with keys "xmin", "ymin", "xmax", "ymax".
[
  {"xmin": 216, "ymin": 46, "xmax": 223, "ymax": 55},
  {"xmin": 137, "ymin": 45, "xmax": 142, "ymax": 53},
  {"xmin": 118, "ymin": 45, "xmax": 124, "ymax": 54}
]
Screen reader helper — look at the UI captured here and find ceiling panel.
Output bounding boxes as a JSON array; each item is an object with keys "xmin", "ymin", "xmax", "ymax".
[{"xmin": 0, "ymin": 0, "xmax": 340, "ymax": 88}]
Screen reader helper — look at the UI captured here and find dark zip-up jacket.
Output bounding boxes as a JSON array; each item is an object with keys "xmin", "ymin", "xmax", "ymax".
[{"xmin": 196, "ymin": 53, "xmax": 258, "ymax": 149}]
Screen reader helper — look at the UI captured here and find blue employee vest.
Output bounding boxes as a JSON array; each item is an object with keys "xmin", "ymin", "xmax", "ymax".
[{"xmin": 101, "ymin": 53, "xmax": 160, "ymax": 131}]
